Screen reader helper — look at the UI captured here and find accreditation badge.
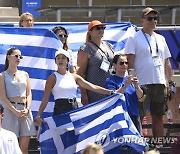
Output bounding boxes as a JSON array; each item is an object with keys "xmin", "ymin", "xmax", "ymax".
[
  {"xmin": 100, "ymin": 58, "xmax": 110, "ymax": 72},
  {"xmin": 152, "ymin": 56, "xmax": 162, "ymax": 67}
]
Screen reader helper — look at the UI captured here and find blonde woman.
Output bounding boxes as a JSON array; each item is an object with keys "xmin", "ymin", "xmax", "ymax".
[
  {"xmin": 19, "ymin": 12, "xmax": 34, "ymax": 27},
  {"xmin": 82, "ymin": 143, "xmax": 104, "ymax": 154}
]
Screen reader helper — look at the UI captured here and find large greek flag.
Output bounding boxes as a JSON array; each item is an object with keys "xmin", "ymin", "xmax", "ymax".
[
  {"xmin": 39, "ymin": 94, "xmax": 147, "ymax": 154},
  {"xmin": 0, "ymin": 22, "xmax": 136, "ymax": 118}
]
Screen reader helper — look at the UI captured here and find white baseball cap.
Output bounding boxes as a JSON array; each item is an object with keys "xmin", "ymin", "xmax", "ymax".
[{"xmin": 55, "ymin": 48, "xmax": 70, "ymax": 61}]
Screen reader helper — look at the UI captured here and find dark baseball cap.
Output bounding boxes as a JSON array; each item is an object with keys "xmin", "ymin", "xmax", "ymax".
[{"xmin": 142, "ymin": 7, "xmax": 158, "ymax": 18}]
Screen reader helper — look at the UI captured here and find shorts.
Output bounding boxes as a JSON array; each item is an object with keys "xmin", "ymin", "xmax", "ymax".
[
  {"xmin": 2, "ymin": 102, "xmax": 36, "ymax": 137},
  {"xmin": 53, "ymin": 98, "xmax": 78, "ymax": 116},
  {"xmin": 139, "ymin": 84, "xmax": 167, "ymax": 117}
]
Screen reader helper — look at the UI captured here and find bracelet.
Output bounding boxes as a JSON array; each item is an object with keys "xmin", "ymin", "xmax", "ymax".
[
  {"xmin": 121, "ymin": 84, "xmax": 126, "ymax": 89},
  {"xmin": 138, "ymin": 93, "xmax": 144, "ymax": 100},
  {"xmin": 168, "ymin": 80, "xmax": 176, "ymax": 87}
]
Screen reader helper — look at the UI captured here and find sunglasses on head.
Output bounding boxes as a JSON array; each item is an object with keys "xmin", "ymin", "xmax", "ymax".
[
  {"xmin": 145, "ymin": 16, "xmax": 158, "ymax": 21},
  {"xmin": 58, "ymin": 34, "xmax": 68, "ymax": 38},
  {"xmin": 119, "ymin": 62, "xmax": 128, "ymax": 65},
  {"xmin": 11, "ymin": 54, "xmax": 23, "ymax": 59},
  {"xmin": 94, "ymin": 26, "xmax": 106, "ymax": 30}
]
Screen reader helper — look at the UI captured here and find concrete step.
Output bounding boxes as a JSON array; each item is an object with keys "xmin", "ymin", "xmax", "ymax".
[
  {"xmin": 0, "ymin": 16, "xmax": 19, "ymax": 22},
  {"xmin": 0, "ymin": 7, "xmax": 19, "ymax": 16}
]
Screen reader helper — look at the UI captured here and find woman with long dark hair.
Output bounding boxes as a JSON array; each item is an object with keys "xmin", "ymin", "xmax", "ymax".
[
  {"xmin": 0, "ymin": 47, "xmax": 36, "ymax": 154},
  {"xmin": 52, "ymin": 26, "xmax": 77, "ymax": 73}
]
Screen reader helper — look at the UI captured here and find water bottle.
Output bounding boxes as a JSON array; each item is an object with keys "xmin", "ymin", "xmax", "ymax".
[{"xmin": 167, "ymin": 109, "xmax": 173, "ymax": 124}]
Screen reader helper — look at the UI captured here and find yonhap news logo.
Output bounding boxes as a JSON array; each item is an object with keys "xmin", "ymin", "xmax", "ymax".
[
  {"xmin": 95, "ymin": 131, "xmax": 110, "ymax": 147},
  {"xmin": 95, "ymin": 131, "xmax": 177, "ymax": 147},
  {"xmin": 144, "ymin": 136, "xmax": 177, "ymax": 144}
]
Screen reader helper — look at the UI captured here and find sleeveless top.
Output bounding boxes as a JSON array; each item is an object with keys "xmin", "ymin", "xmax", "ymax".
[
  {"xmin": 52, "ymin": 71, "xmax": 77, "ymax": 100},
  {"xmin": 3, "ymin": 70, "xmax": 27, "ymax": 98},
  {"xmin": 79, "ymin": 41, "xmax": 114, "ymax": 103}
]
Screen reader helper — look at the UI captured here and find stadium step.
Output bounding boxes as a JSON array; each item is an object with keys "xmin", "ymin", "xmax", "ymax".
[
  {"xmin": 29, "ymin": 136, "xmax": 40, "ymax": 153},
  {"xmin": 0, "ymin": 7, "xmax": 19, "ymax": 22},
  {"xmin": 0, "ymin": 7, "xmax": 19, "ymax": 16}
]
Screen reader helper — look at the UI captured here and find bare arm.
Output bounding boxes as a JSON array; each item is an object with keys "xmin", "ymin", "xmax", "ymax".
[
  {"xmin": 74, "ymin": 73, "xmax": 112, "ymax": 95},
  {"xmin": 165, "ymin": 58, "xmax": 173, "ymax": 81},
  {"xmin": 36, "ymin": 74, "xmax": 56, "ymax": 125},
  {"xmin": 21, "ymin": 72, "xmax": 32, "ymax": 116},
  {"xmin": 77, "ymin": 50, "xmax": 89, "ymax": 104},
  {"xmin": 132, "ymin": 77, "xmax": 146, "ymax": 102},
  {"xmin": 126, "ymin": 54, "xmax": 135, "ymax": 69}
]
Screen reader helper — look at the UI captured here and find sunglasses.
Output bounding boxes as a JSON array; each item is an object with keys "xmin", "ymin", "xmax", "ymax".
[
  {"xmin": 94, "ymin": 26, "xmax": 106, "ymax": 30},
  {"xmin": 58, "ymin": 34, "xmax": 68, "ymax": 38},
  {"xmin": 119, "ymin": 62, "xmax": 128, "ymax": 65},
  {"xmin": 11, "ymin": 54, "xmax": 23, "ymax": 59},
  {"xmin": 23, "ymin": 19, "xmax": 33, "ymax": 22},
  {"xmin": 145, "ymin": 16, "xmax": 158, "ymax": 21}
]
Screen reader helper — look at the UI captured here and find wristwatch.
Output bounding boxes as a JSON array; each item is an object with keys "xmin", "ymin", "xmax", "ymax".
[{"xmin": 110, "ymin": 90, "xmax": 115, "ymax": 95}]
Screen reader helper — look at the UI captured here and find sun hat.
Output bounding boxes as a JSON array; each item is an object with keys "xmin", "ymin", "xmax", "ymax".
[
  {"xmin": 141, "ymin": 7, "xmax": 158, "ymax": 17},
  {"xmin": 88, "ymin": 20, "xmax": 106, "ymax": 31},
  {"xmin": 55, "ymin": 48, "xmax": 70, "ymax": 61}
]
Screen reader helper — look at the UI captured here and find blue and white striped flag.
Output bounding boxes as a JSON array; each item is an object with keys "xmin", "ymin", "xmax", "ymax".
[
  {"xmin": 0, "ymin": 22, "xmax": 136, "ymax": 118},
  {"xmin": 0, "ymin": 27, "xmax": 62, "ymax": 118},
  {"xmin": 39, "ymin": 94, "xmax": 147, "ymax": 154}
]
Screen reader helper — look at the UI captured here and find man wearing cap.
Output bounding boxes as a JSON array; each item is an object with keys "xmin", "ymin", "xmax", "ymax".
[
  {"xmin": 0, "ymin": 104, "xmax": 22, "ymax": 154},
  {"xmin": 125, "ymin": 7, "xmax": 173, "ymax": 139}
]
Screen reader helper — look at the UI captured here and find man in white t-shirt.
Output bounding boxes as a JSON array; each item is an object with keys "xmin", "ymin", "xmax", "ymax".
[
  {"xmin": 125, "ymin": 7, "xmax": 173, "ymax": 139},
  {"xmin": 0, "ymin": 104, "xmax": 22, "ymax": 154}
]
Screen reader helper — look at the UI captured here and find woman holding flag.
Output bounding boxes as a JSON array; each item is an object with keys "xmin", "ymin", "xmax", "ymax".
[{"xmin": 36, "ymin": 48, "xmax": 127, "ymax": 126}]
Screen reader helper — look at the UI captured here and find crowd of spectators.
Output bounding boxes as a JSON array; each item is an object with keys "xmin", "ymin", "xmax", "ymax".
[{"xmin": 0, "ymin": 7, "xmax": 178, "ymax": 153}]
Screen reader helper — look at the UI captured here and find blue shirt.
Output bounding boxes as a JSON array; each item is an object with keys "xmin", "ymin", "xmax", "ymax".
[{"xmin": 104, "ymin": 75, "xmax": 139, "ymax": 116}]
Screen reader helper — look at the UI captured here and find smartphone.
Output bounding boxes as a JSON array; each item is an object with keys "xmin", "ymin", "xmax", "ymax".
[{"xmin": 128, "ymin": 69, "xmax": 136, "ymax": 77}]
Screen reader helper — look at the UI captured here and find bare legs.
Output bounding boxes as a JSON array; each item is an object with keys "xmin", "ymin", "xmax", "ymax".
[
  {"xmin": 19, "ymin": 136, "xmax": 30, "ymax": 154},
  {"xmin": 151, "ymin": 114, "xmax": 164, "ymax": 137}
]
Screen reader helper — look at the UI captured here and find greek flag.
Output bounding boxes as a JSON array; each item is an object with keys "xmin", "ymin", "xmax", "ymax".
[
  {"xmin": 0, "ymin": 27, "xmax": 62, "ymax": 118},
  {"xmin": 39, "ymin": 94, "xmax": 147, "ymax": 154},
  {"xmin": 0, "ymin": 22, "xmax": 136, "ymax": 118}
]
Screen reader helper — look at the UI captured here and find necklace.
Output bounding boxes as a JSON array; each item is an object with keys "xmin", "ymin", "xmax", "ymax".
[{"xmin": 6, "ymin": 70, "xmax": 18, "ymax": 77}]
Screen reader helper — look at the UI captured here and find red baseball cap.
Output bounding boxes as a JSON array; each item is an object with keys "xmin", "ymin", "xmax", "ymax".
[{"xmin": 88, "ymin": 20, "xmax": 106, "ymax": 31}]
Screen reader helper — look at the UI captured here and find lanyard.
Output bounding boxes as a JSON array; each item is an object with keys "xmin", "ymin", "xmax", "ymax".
[
  {"xmin": 91, "ymin": 41, "xmax": 110, "ymax": 59},
  {"xmin": 142, "ymin": 29, "xmax": 158, "ymax": 54}
]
